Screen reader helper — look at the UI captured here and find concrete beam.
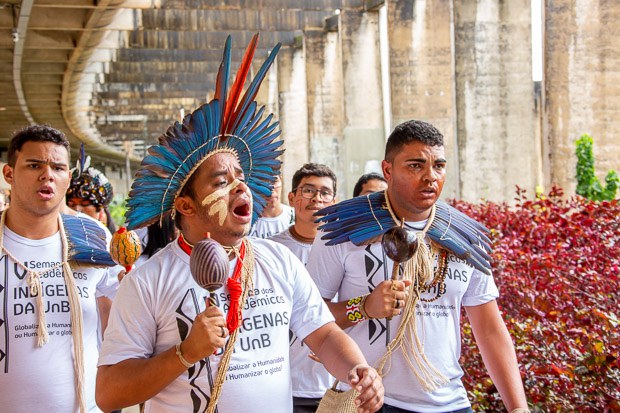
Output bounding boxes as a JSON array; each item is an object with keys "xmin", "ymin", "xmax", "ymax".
[
  {"xmin": 365, "ymin": 0, "xmax": 384, "ymax": 12},
  {"xmin": 325, "ymin": 14, "xmax": 339, "ymax": 32},
  {"xmin": 140, "ymin": 9, "xmax": 338, "ymax": 32},
  {"xmin": 117, "ymin": 47, "xmax": 280, "ymax": 62},
  {"xmin": 95, "ymin": 90, "xmax": 209, "ymax": 100},
  {"xmin": 110, "ymin": 61, "xmax": 222, "ymax": 73},
  {"xmin": 126, "ymin": 30, "xmax": 298, "ymax": 50},
  {"xmin": 33, "ymin": 0, "xmax": 152, "ymax": 9},
  {"xmin": 97, "ymin": 81, "xmax": 216, "ymax": 93},
  {"xmin": 304, "ymin": 28, "xmax": 346, "ymax": 200},
  {"xmin": 387, "ymin": 0, "xmax": 458, "ymax": 198},
  {"xmin": 277, "ymin": 46, "xmax": 309, "ymax": 195},
  {"xmin": 105, "ymin": 72, "xmax": 217, "ymax": 84},
  {"xmin": 339, "ymin": 10, "xmax": 385, "ymax": 197},
  {"xmin": 22, "ymin": 62, "xmax": 67, "ymax": 74},
  {"xmin": 23, "ymin": 30, "xmax": 78, "ymax": 50},
  {"xmin": 142, "ymin": 0, "xmax": 353, "ymax": 11},
  {"xmin": 545, "ymin": 0, "xmax": 620, "ymax": 194},
  {"xmin": 27, "ymin": 8, "xmax": 90, "ymax": 31},
  {"xmin": 22, "ymin": 49, "xmax": 72, "ymax": 62},
  {"xmin": 454, "ymin": 0, "xmax": 538, "ymax": 201}
]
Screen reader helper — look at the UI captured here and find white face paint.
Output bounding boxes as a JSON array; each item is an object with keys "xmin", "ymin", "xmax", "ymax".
[{"xmin": 201, "ymin": 178, "xmax": 242, "ymax": 226}]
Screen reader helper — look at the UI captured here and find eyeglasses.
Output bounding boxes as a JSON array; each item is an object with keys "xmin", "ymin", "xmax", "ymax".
[{"xmin": 294, "ymin": 186, "xmax": 335, "ymax": 202}]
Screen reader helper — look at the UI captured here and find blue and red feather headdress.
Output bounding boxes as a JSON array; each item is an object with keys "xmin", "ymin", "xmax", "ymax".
[{"xmin": 125, "ymin": 34, "xmax": 283, "ymax": 230}]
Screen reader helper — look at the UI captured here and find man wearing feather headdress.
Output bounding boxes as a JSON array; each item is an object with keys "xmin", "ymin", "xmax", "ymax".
[
  {"xmin": 96, "ymin": 35, "xmax": 383, "ymax": 413},
  {"xmin": 0, "ymin": 125, "xmax": 118, "ymax": 413},
  {"xmin": 307, "ymin": 120, "xmax": 529, "ymax": 413},
  {"xmin": 66, "ymin": 144, "xmax": 115, "ymax": 234}
]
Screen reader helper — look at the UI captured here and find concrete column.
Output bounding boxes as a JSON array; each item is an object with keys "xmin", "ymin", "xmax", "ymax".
[
  {"xmin": 545, "ymin": 0, "xmax": 620, "ymax": 194},
  {"xmin": 277, "ymin": 46, "xmax": 310, "ymax": 195},
  {"xmin": 386, "ymin": 0, "xmax": 459, "ymax": 198},
  {"xmin": 255, "ymin": 54, "xmax": 280, "ymax": 123},
  {"xmin": 304, "ymin": 29, "xmax": 346, "ymax": 200},
  {"xmin": 339, "ymin": 10, "xmax": 385, "ymax": 198},
  {"xmin": 454, "ymin": 0, "xmax": 538, "ymax": 201}
]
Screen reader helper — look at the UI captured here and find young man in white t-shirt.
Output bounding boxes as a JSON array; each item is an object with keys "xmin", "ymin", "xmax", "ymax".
[
  {"xmin": 0, "ymin": 125, "xmax": 118, "ymax": 412},
  {"xmin": 307, "ymin": 120, "xmax": 530, "ymax": 413},
  {"xmin": 249, "ymin": 175, "xmax": 295, "ymax": 238},
  {"xmin": 270, "ymin": 163, "xmax": 338, "ymax": 412}
]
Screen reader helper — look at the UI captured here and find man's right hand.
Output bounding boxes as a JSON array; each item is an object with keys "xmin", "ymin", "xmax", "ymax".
[
  {"xmin": 363, "ymin": 279, "xmax": 411, "ymax": 319},
  {"xmin": 179, "ymin": 306, "xmax": 228, "ymax": 364}
]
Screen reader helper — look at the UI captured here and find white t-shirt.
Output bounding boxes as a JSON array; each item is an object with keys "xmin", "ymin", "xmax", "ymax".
[
  {"xmin": 306, "ymin": 222, "xmax": 499, "ymax": 412},
  {"xmin": 249, "ymin": 204, "xmax": 294, "ymax": 238},
  {"xmin": 0, "ymin": 226, "xmax": 118, "ymax": 413},
  {"xmin": 99, "ymin": 238, "xmax": 334, "ymax": 413},
  {"xmin": 269, "ymin": 229, "xmax": 335, "ymax": 398}
]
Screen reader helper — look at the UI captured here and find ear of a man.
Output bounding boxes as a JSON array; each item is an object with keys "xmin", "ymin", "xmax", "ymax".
[
  {"xmin": 3, "ymin": 164, "xmax": 14, "ymax": 185},
  {"xmin": 381, "ymin": 159, "xmax": 393, "ymax": 182},
  {"xmin": 174, "ymin": 195, "xmax": 197, "ymax": 219}
]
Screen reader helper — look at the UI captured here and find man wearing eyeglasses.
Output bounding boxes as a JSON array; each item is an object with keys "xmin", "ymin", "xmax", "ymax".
[{"xmin": 269, "ymin": 163, "xmax": 338, "ymax": 412}]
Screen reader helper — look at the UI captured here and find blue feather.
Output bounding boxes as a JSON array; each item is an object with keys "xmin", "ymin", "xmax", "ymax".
[
  {"xmin": 314, "ymin": 192, "xmax": 493, "ymax": 275},
  {"xmin": 61, "ymin": 214, "xmax": 115, "ymax": 267}
]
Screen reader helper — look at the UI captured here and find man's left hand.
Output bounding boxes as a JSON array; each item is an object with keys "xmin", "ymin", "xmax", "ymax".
[{"xmin": 348, "ymin": 364, "xmax": 384, "ymax": 413}]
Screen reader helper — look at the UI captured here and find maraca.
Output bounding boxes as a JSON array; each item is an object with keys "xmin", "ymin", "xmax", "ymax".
[
  {"xmin": 381, "ymin": 223, "xmax": 418, "ymax": 319},
  {"xmin": 110, "ymin": 226, "xmax": 142, "ymax": 272},
  {"xmin": 381, "ymin": 226, "xmax": 418, "ymax": 266},
  {"xmin": 189, "ymin": 236, "xmax": 229, "ymax": 306}
]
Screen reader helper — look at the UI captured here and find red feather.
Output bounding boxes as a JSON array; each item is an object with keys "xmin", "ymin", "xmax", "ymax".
[{"xmin": 223, "ymin": 33, "xmax": 259, "ymax": 134}]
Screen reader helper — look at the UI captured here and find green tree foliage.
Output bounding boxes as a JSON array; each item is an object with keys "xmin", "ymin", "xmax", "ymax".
[
  {"xmin": 108, "ymin": 195, "xmax": 127, "ymax": 227},
  {"xmin": 575, "ymin": 134, "xmax": 618, "ymax": 201}
]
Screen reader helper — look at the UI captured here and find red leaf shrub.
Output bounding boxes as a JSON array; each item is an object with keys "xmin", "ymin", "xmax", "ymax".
[{"xmin": 451, "ymin": 187, "xmax": 620, "ymax": 412}]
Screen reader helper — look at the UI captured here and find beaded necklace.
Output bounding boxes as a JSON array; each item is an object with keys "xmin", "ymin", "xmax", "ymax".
[{"xmin": 419, "ymin": 248, "xmax": 449, "ymax": 302}]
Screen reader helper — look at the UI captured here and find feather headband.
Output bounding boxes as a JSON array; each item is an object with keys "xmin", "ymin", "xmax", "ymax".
[
  {"xmin": 67, "ymin": 144, "xmax": 114, "ymax": 208},
  {"xmin": 125, "ymin": 34, "xmax": 283, "ymax": 230}
]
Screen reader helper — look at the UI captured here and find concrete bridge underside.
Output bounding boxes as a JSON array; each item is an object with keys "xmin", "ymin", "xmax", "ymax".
[{"xmin": 0, "ymin": 0, "xmax": 617, "ymax": 201}]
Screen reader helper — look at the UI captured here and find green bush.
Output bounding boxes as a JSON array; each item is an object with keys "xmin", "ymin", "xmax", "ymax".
[
  {"xmin": 576, "ymin": 134, "xmax": 618, "ymax": 201},
  {"xmin": 108, "ymin": 195, "xmax": 127, "ymax": 227}
]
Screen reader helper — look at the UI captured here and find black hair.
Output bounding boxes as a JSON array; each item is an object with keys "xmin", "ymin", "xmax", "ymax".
[
  {"xmin": 291, "ymin": 163, "xmax": 337, "ymax": 193},
  {"xmin": 384, "ymin": 120, "xmax": 443, "ymax": 162},
  {"xmin": 174, "ymin": 171, "xmax": 198, "ymax": 231},
  {"xmin": 8, "ymin": 125, "xmax": 70, "ymax": 166},
  {"xmin": 143, "ymin": 216, "xmax": 177, "ymax": 257},
  {"xmin": 103, "ymin": 207, "xmax": 116, "ymax": 234},
  {"xmin": 353, "ymin": 172, "xmax": 387, "ymax": 197}
]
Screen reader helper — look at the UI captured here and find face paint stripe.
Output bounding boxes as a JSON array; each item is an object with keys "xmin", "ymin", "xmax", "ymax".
[{"xmin": 200, "ymin": 179, "xmax": 242, "ymax": 206}]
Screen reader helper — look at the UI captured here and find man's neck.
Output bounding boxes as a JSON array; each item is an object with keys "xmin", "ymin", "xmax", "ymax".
[
  {"xmin": 181, "ymin": 229, "xmax": 244, "ymax": 253},
  {"xmin": 261, "ymin": 203, "xmax": 283, "ymax": 218},
  {"xmin": 4, "ymin": 208, "xmax": 60, "ymax": 240},
  {"xmin": 293, "ymin": 222, "xmax": 319, "ymax": 240},
  {"xmin": 290, "ymin": 222, "xmax": 317, "ymax": 244}
]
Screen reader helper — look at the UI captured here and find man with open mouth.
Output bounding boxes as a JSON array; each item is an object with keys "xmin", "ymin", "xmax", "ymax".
[
  {"xmin": 0, "ymin": 125, "xmax": 118, "ymax": 413},
  {"xmin": 96, "ymin": 35, "xmax": 384, "ymax": 413}
]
